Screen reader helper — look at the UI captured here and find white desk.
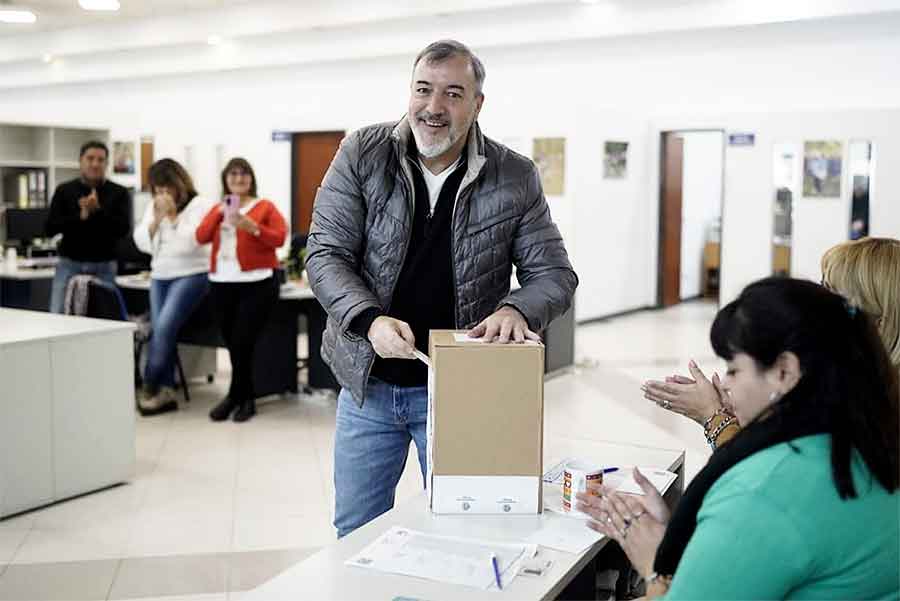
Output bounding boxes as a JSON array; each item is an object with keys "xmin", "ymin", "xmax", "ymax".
[
  {"xmin": 0, "ymin": 266, "xmax": 56, "ymax": 280},
  {"xmin": 0, "ymin": 308, "xmax": 136, "ymax": 518},
  {"xmin": 247, "ymin": 438, "xmax": 684, "ymax": 601},
  {"xmin": 115, "ymin": 274, "xmax": 316, "ymax": 301}
]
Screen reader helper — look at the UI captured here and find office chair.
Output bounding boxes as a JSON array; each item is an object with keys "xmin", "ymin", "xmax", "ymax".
[{"xmin": 75, "ymin": 278, "xmax": 190, "ymax": 402}]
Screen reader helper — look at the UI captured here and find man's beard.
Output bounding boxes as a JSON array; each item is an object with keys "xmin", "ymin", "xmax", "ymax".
[{"xmin": 409, "ymin": 110, "xmax": 469, "ymax": 159}]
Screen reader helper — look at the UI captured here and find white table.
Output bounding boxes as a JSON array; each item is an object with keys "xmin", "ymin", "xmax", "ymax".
[
  {"xmin": 247, "ymin": 438, "xmax": 684, "ymax": 601},
  {"xmin": 115, "ymin": 274, "xmax": 316, "ymax": 300},
  {"xmin": 0, "ymin": 308, "xmax": 136, "ymax": 518}
]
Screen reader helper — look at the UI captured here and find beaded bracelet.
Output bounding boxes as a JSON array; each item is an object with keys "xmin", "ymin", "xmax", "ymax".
[
  {"xmin": 706, "ymin": 415, "xmax": 736, "ymax": 450},
  {"xmin": 702, "ymin": 406, "xmax": 730, "ymax": 432}
]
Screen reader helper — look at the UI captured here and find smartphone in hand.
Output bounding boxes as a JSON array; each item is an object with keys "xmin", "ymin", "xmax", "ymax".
[{"xmin": 223, "ymin": 194, "xmax": 239, "ymax": 219}]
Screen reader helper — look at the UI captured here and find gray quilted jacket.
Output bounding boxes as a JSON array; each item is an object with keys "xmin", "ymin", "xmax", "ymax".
[{"xmin": 307, "ymin": 118, "xmax": 578, "ymax": 405}]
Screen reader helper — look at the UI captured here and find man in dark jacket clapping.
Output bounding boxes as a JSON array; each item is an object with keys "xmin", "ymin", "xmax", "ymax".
[{"xmin": 307, "ymin": 39, "xmax": 578, "ymax": 537}]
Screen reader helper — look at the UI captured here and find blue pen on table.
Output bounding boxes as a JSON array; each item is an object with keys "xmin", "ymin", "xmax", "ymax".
[{"xmin": 490, "ymin": 553, "xmax": 503, "ymax": 590}]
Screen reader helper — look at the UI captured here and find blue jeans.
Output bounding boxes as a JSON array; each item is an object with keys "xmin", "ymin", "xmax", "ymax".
[
  {"xmin": 333, "ymin": 378, "xmax": 428, "ymax": 538},
  {"xmin": 144, "ymin": 273, "xmax": 210, "ymax": 390},
  {"xmin": 50, "ymin": 257, "xmax": 117, "ymax": 313}
]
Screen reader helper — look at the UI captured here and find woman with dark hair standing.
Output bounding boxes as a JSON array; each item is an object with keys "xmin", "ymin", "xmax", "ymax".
[
  {"xmin": 196, "ymin": 158, "xmax": 287, "ymax": 423},
  {"xmin": 580, "ymin": 277, "xmax": 899, "ymax": 599},
  {"xmin": 134, "ymin": 158, "xmax": 215, "ymax": 416}
]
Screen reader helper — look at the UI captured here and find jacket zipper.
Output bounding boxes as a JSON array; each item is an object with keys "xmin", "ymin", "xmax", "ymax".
[
  {"xmin": 449, "ymin": 179, "xmax": 474, "ymax": 328},
  {"xmin": 361, "ymin": 163, "xmax": 417, "ymax": 391}
]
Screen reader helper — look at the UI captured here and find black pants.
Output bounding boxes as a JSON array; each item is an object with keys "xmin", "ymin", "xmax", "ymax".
[{"xmin": 211, "ymin": 277, "xmax": 278, "ymax": 402}]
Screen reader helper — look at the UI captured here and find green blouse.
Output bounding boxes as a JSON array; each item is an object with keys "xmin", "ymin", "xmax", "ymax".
[{"xmin": 664, "ymin": 434, "xmax": 899, "ymax": 600}]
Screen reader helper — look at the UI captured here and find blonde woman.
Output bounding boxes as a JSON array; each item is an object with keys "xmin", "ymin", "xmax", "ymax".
[
  {"xmin": 643, "ymin": 236, "xmax": 900, "ymax": 449},
  {"xmin": 821, "ymin": 237, "xmax": 899, "ymax": 372}
]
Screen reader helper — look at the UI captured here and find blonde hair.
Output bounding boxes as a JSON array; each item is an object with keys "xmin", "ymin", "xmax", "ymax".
[{"xmin": 822, "ymin": 237, "xmax": 900, "ymax": 372}]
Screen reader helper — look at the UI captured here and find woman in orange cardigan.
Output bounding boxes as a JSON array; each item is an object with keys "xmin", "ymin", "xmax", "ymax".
[{"xmin": 196, "ymin": 157, "xmax": 287, "ymax": 422}]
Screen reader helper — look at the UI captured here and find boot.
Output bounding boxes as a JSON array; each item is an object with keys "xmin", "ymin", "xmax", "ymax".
[
  {"xmin": 209, "ymin": 396, "xmax": 237, "ymax": 421},
  {"xmin": 232, "ymin": 398, "xmax": 257, "ymax": 423}
]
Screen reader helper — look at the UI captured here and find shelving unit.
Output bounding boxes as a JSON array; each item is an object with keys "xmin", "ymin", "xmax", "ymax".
[{"xmin": 0, "ymin": 123, "xmax": 109, "ymax": 209}]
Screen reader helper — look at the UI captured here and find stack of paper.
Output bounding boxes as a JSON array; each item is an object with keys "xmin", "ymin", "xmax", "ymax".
[{"xmin": 346, "ymin": 527, "xmax": 537, "ymax": 590}]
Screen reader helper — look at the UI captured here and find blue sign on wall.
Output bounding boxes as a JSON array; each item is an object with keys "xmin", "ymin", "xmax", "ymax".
[
  {"xmin": 271, "ymin": 130, "xmax": 292, "ymax": 142},
  {"xmin": 728, "ymin": 133, "xmax": 755, "ymax": 146}
]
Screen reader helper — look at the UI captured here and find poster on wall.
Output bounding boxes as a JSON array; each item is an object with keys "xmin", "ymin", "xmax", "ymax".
[
  {"xmin": 113, "ymin": 141, "xmax": 136, "ymax": 175},
  {"xmin": 802, "ymin": 140, "xmax": 842, "ymax": 198},
  {"xmin": 532, "ymin": 137, "xmax": 565, "ymax": 196},
  {"xmin": 603, "ymin": 141, "xmax": 629, "ymax": 179}
]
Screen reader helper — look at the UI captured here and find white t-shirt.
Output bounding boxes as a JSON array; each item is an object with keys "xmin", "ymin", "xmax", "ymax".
[
  {"xmin": 209, "ymin": 199, "xmax": 273, "ymax": 283},
  {"xmin": 417, "ymin": 156, "xmax": 463, "ymax": 214},
  {"xmin": 133, "ymin": 195, "xmax": 215, "ymax": 280}
]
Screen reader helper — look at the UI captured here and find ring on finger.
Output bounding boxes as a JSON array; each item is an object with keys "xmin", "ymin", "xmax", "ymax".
[{"xmin": 663, "ymin": 400, "xmax": 671, "ymax": 410}]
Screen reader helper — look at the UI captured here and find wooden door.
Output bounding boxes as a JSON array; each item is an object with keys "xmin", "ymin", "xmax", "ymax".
[
  {"xmin": 140, "ymin": 138, "xmax": 154, "ymax": 192},
  {"xmin": 658, "ymin": 133, "xmax": 684, "ymax": 307},
  {"xmin": 292, "ymin": 131, "xmax": 344, "ymax": 234}
]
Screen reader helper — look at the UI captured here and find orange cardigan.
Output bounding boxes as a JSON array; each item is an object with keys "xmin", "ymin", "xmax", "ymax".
[{"xmin": 195, "ymin": 199, "xmax": 287, "ymax": 274}]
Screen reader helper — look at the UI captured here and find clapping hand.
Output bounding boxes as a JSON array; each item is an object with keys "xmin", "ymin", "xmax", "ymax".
[
  {"xmin": 576, "ymin": 468, "xmax": 669, "ymax": 578},
  {"xmin": 153, "ymin": 190, "xmax": 177, "ymax": 221},
  {"xmin": 78, "ymin": 188, "xmax": 99, "ymax": 220},
  {"xmin": 642, "ymin": 360, "xmax": 728, "ymax": 424}
]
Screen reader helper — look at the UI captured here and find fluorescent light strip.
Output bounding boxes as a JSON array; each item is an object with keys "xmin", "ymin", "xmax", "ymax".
[
  {"xmin": 0, "ymin": 9, "xmax": 37, "ymax": 24},
  {"xmin": 78, "ymin": 0, "xmax": 120, "ymax": 11}
]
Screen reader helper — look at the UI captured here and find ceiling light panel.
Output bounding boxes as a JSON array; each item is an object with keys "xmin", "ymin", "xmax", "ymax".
[{"xmin": 78, "ymin": 0, "xmax": 121, "ymax": 11}]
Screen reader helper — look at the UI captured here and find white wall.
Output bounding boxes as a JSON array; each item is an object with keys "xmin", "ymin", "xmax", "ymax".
[
  {"xmin": 1, "ymin": 15, "xmax": 899, "ymax": 321},
  {"xmin": 680, "ymin": 131, "xmax": 724, "ymax": 299},
  {"xmin": 653, "ymin": 109, "xmax": 900, "ymax": 306}
]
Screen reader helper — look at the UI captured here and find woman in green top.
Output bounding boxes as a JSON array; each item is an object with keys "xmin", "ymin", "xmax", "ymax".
[{"xmin": 578, "ymin": 277, "xmax": 899, "ymax": 599}]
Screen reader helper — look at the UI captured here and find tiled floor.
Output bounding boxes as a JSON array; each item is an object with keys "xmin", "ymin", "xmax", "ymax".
[{"xmin": 0, "ymin": 301, "xmax": 719, "ymax": 600}]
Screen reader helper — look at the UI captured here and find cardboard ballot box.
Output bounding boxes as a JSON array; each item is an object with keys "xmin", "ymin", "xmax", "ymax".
[{"xmin": 426, "ymin": 330, "xmax": 544, "ymax": 514}]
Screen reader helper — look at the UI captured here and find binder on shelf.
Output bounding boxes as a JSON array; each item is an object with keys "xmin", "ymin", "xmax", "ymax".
[
  {"xmin": 17, "ymin": 174, "xmax": 28, "ymax": 208},
  {"xmin": 36, "ymin": 170, "xmax": 46, "ymax": 206},
  {"xmin": 28, "ymin": 171, "xmax": 37, "ymax": 206}
]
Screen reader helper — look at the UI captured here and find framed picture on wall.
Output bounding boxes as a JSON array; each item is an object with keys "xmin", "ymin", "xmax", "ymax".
[
  {"xmin": 603, "ymin": 141, "xmax": 629, "ymax": 179},
  {"xmin": 802, "ymin": 140, "xmax": 842, "ymax": 198},
  {"xmin": 532, "ymin": 137, "xmax": 565, "ymax": 196},
  {"xmin": 113, "ymin": 141, "xmax": 136, "ymax": 175}
]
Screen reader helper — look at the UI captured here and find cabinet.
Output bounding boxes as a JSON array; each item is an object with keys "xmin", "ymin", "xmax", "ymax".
[
  {"xmin": 0, "ymin": 123, "xmax": 109, "ymax": 208},
  {"xmin": 0, "ymin": 309, "xmax": 134, "ymax": 518}
]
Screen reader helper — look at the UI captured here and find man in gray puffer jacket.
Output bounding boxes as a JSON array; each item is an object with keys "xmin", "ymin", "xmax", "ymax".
[{"xmin": 307, "ymin": 39, "xmax": 578, "ymax": 537}]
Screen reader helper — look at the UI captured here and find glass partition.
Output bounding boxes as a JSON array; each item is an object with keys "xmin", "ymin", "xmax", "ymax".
[
  {"xmin": 848, "ymin": 140, "xmax": 873, "ymax": 240},
  {"xmin": 772, "ymin": 142, "xmax": 800, "ymax": 276}
]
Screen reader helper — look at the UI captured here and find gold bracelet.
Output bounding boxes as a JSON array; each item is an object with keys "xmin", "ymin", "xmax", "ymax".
[
  {"xmin": 706, "ymin": 415, "xmax": 736, "ymax": 450},
  {"xmin": 702, "ymin": 407, "xmax": 729, "ymax": 432}
]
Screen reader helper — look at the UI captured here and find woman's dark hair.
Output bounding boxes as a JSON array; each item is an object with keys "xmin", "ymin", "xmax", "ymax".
[
  {"xmin": 710, "ymin": 277, "xmax": 899, "ymax": 498},
  {"xmin": 147, "ymin": 158, "xmax": 198, "ymax": 210},
  {"xmin": 221, "ymin": 157, "xmax": 257, "ymax": 198}
]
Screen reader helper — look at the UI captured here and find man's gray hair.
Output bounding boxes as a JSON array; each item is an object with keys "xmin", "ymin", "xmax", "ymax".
[{"xmin": 413, "ymin": 39, "xmax": 486, "ymax": 95}]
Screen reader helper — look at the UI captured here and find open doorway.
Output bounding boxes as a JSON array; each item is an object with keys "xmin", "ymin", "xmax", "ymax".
[
  {"xmin": 658, "ymin": 130, "xmax": 725, "ymax": 307},
  {"xmin": 291, "ymin": 131, "xmax": 345, "ymax": 234}
]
